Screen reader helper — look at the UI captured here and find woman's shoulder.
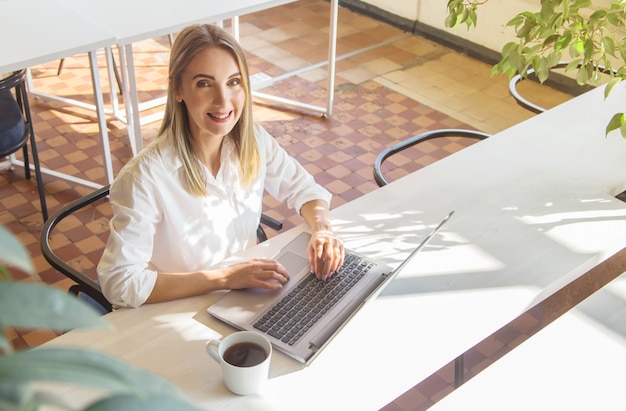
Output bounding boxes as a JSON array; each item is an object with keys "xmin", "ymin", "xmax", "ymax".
[
  {"xmin": 253, "ymin": 122, "xmax": 271, "ymax": 140},
  {"xmin": 252, "ymin": 122, "xmax": 278, "ymax": 151}
]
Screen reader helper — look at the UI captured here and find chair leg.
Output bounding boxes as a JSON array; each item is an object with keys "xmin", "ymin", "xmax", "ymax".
[
  {"xmin": 21, "ymin": 145, "xmax": 31, "ymax": 180},
  {"xmin": 110, "ymin": 52, "xmax": 123, "ymax": 95},
  {"xmin": 20, "ymin": 83, "xmax": 48, "ymax": 222},
  {"xmin": 28, "ymin": 134, "xmax": 48, "ymax": 222},
  {"xmin": 57, "ymin": 58, "xmax": 65, "ymax": 76},
  {"xmin": 257, "ymin": 225, "xmax": 268, "ymax": 243}
]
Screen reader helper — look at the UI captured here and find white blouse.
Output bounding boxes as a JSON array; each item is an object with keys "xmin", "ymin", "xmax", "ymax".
[{"xmin": 97, "ymin": 123, "xmax": 331, "ymax": 308}]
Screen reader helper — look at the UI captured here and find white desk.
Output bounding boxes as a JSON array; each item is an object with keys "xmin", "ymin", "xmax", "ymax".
[
  {"xmin": 431, "ymin": 271, "xmax": 626, "ymax": 411},
  {"xmin": 58, "ymin": 0, "xmax": 335, "ymax": 155},
  {"xmin": 45, "ymin": 84, "xmax": 626, "ymax": 410},
  {"xmin": 0, "ymin": 0, "xmax": 116, "ymax": 187}
]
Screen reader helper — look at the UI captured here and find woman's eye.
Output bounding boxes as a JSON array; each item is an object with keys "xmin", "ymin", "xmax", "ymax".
[
  {"xmin": 228, "ymin": 78, "xmax": 241, "ymax": 86},
  {"xmin": 197, "ymin": 80, "xmax": 211, "ymax": 87}
]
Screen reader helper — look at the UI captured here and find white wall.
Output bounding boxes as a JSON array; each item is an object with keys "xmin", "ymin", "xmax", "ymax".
[
  {"xmin": 358, "ymin": 0, "xmax": 613, "ymax": 54},
  {"xmin": 362, "ymin": 0, "xmax": 419, "ymax": 21},
  {"xmin": 360, "ymin": 0, "xmax": 538, "ymax": 53}
]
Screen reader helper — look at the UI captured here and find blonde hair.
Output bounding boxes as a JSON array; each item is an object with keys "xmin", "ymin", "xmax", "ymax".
[{"xmin": 159, "ymin": 24, "xmax": 260, "ymax": 196}]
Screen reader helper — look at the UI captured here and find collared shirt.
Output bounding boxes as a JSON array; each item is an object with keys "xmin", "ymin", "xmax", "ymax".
[{"xmin": 97, "ymin": 123, "xmax": 331, "ymax": 308}]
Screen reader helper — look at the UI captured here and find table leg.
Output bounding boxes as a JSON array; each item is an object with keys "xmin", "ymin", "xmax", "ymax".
[
  {"xmin": 105, "ymin": 47, "xmax": 122, "ymax": 121},
  {"xmin": 325, "ymin": 0, "xmax": 338, "ymax": 117},
  {"xmin": 12, "ymin": 52, "xmax": 112, "ymax": 190},
  {"xmin": 454, "ymin": 354, "xmax": 464, "ymax": 388},
  {"xmin": 251, "ymin": 0, "xmax": 338, "ymax": 117},
  {"xmin": 117, "ymin": 45, "xmax": 138, "ymax": 156},
  {"xmin": 123, "ymin": 43, "xmax": 144, "ymax": 154},
  {"xmin": 88, "ymin": 50, "xmax": 114, "ymax": 185}
]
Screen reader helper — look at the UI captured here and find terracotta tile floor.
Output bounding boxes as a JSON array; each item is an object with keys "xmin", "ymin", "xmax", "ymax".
[{"xmin": 1, "ymin": 0, "xmax": 579, "ymax": 409}]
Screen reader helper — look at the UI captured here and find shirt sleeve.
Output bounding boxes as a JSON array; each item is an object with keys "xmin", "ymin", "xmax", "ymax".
[
  {"xmin": 256, "ymin": 123, "xmax": 332, "ymax": 213},
  {"xmin": 97, "ymin": 171, "xmax": 160, "ymax": 308}
]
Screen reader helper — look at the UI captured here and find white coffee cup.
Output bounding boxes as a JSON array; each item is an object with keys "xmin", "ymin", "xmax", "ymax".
[{"xmin": 206, "ymin": 331, "xmax": 272, "ymax": 395}]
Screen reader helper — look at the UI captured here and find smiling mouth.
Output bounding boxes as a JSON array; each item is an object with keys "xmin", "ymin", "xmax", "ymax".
[{"xmin": 208, "ymin": 111, "xmax": 232, "ymax": 120}]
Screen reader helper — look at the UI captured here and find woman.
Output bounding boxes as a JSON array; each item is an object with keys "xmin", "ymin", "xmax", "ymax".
[{"xmin": 97, "ymin": 24, "xmax": 344, "ymax": 308}]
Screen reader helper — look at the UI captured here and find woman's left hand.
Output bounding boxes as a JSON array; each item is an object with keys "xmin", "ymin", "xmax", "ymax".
[{"xmin": 307, "ymin": 230, "xmax": 344, "ymax": 281}]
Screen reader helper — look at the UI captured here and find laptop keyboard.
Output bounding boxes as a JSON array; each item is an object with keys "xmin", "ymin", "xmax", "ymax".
[
  {"xmin": 253, "ymin": 253, "xmax": 375, "ymax": 346},
  {"xmin": 254, "ymin": 254, "xmax": 374, "ymax": 345}
]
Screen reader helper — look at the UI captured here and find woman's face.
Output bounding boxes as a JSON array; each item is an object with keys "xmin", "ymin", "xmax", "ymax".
[{"xmin": 175, "ymin": 47, "xmax": 245, "ymax": 142}]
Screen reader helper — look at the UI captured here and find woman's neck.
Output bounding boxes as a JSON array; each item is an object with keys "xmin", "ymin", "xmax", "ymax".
[{"xmin": 193, "ymin": 132, "xmax": 225, "ymax": 178}]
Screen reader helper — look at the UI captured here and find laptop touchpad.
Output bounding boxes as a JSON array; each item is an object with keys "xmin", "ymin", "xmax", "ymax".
[{"xmin": 279, "ymin": 252, "xmax": 309, "ymax": 276}]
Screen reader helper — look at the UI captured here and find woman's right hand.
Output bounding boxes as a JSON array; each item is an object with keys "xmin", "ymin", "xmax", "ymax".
[{"xmin": 222, "ymin": 258, "xmax": 289, "ymax": 291}]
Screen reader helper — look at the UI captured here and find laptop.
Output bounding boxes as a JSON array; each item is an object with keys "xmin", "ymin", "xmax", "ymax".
[{"xmin": 208, "ymin": 210, "xmax": 454, "ymax": 365}]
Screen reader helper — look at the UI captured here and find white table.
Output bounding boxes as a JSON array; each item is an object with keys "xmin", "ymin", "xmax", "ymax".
[
  {"xmin": 430, "ymin": 271, "xmax": 626, "ymax": 411},
  {"xmin": 59, "ymin": 0, "xmax": 336, "ymax": 155},
  {"xmin": 45, "ymin": 84, "xmax": 626, "ymax": 410},
  {"xmin": 0, "ymin": 0, "xmax": 116, "ymax": 188}
]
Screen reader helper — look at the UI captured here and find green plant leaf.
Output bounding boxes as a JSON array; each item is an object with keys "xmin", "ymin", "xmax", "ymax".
[
  {"xmin": 85, "ymin": 393, "xmax": 202, "ymax": 411},
  {"xmin": 468, "ymin": 7, "xmax": 478, "ymax": 27},
  {"xmin": 0, "ymin": 381, "xmax": 32, "ymax": 410},
  {"xmin": 604, "ymin": 77, "xmax": 622, "ymax": 98},
  {"xmin": 0, "ymin": 267, "xmax": 9, "ymax": 281},
  {"xmin": 583, "ymin": 38, "xmax": 595, "ymax": 60},
  {"xmin": 517, "ymin": 20, "xmax": 534, "ymax": 39},
  {"xmin": 602, "ymin": 36, "xmax": 616, "ymax": 56},
  {"xmin": 0, "ymin": 225, "xmax": 34, "ymax": 276},
  {"xmin": 546, "ymin": 11, "xmax": 562, "ymax": 31},
  {"xmin": 507, "ymin": 15, "xmax": 525, "ymax": 28},
  {"xmin": 1, "ymin": 383, "xmax": 80, "ymax": 411},
  {"xmin": 444, "ymin": 11, "xmax": 458, "ymax": 28},
  {"xmin": 555, "ymin": 33, "xmax": 571, "ymax": 49},
  {"xmin": 540, "ymin": 1, "xmax": 555, "ymax": 22},
  {"xmin": 576, "ymin": 64, "xmax": 590, "ymax": 84},
  {"xmin": 589, "ymin": 10, "xmax": 608, "ymax": 20},
  {"xmin": 607, "ymin": 11, "xmax": 620, "ymax": 25},
  {"xmin": 444, "ymin": 0, "xmax": 626, "ymax": 141},
  {"xmin": 605, "ymin": 112, "xmax": 624, "ymax": 137},
  {"xmin": 570, "ymin": 38, "xmax": 584, "ymax": 57},
  {"xmin": 547, "ymin": 50, "xmax": 562, "ymax": 67},
  {"xmin": 537, "ymin": 57, "xmax": 550, "ymax": 82},
  {"xmin": 0, "ymin": 347, "xmax": 186, "ymax": 400},
  {"xmin": 508, "ymin": 51, "xmax": 523, "ymax": 74},
  {"xmin": 0, "ymin": 335, "xmax": 13, "ymax": 356},
  {"xmin": 0, "ymin": 282, "xmax": 108, "ymax": 331},
  {"xmin": 565, "ymin": 59, "xmax": 581, "ymax": 72}
]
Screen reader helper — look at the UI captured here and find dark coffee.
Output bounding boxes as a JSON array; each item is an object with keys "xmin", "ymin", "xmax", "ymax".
[{"xmin": 223, "ymin": 342, "xmax": 267, "ymax": 367}]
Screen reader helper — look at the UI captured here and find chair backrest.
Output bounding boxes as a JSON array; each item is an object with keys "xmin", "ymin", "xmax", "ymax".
[
  {"xmin": 40, "ymin": 185, "xmax": 113, "ymax": 311},
  {"xmin": 1, "ymin": 69, "xmax": 48, "ymax": 221},
  {"xmin": 508, "ymin": 61, "xmax": 616, "ymax": 114},
  {"xmin": 0, "ymin": 70, "xmax": 32, "ymax": 155},
  {"xmin": 0, "ymin": 89, "xmax": 26, "ymax": 156},
  {"xmin": 40, "ymin": 185, "xmax": 283, "ymax": 313},
  {"xmin": 373, "ymin": 128, "xmax": 491, "ymax": 187}
]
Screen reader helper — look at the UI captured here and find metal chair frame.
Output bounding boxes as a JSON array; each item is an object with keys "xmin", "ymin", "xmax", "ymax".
[
  {"xmin": 0, "ymin": 69, "xmax": 48, "ymax": 221},
  {"xmin": 40, "ymin": 185, "xmax": 282, "ymax": 313},
  {"xmin": 373, "ymin": 128, "xmax": 491, "ymax": 187},
  {"xmin": 509, "ymin": 61, "xmax": 617, "ymax": 114}
]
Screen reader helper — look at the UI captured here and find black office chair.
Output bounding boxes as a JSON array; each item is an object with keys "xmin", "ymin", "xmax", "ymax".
[
  {"xmin": 0, "ymin": 69, "xmax": 48, "ymax": 221},
  {"xmin": 509, "ymin": 61, "xmax": 616, "ymax": 114},
  {"xmin": 40, "ymin": 184, "xmax": 283, "ymax": 314},
  {"xmin": 373, "ymin": 128, "xmax": 491, "ymax": 187}
]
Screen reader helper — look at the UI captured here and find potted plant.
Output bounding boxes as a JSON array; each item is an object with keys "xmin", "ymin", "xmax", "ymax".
[
  {"xmin": 445, "ymin": 0, "xmax": 626, "ymax": 137},
  {"xmin": 0, "ymin": 225, "xmax": 201, "ymax": 410}
]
